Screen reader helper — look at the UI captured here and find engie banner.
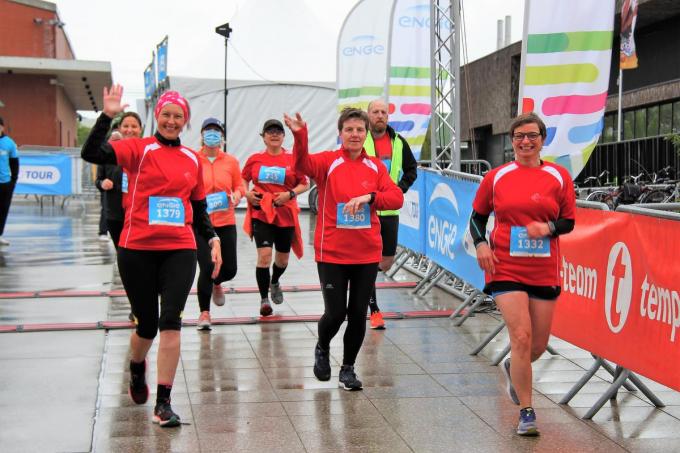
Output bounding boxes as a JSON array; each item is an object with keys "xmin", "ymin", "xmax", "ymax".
[
  {"xmin": 337, "ymin": 0, "xmax": 393, "ymax": 112},
  {"xmin": 553, "ymin": 207, "xmax": 680, "ymax": 391},
  {"xmin": 518, "ymin": 0, "xmax": 615, "ymax": 178},
  {"xmin": 15, "ymin": 154, "xmax": 73, "ymax": 196},
  {"xmin": 387, "ymin": 0, "xmax": 432, "ymax": 160},
  {"xmin": 398, "ymin": 168, "xmax": 426, "ymax": 253},
  {"xmin": 423, "ymin": 171, "xmax": 484, "ymax": 289}
]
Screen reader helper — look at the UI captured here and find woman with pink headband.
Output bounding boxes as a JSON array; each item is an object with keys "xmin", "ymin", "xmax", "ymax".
[{"xmin": 81, "ymin": 85, "xmax": 222, "ymax": 427}]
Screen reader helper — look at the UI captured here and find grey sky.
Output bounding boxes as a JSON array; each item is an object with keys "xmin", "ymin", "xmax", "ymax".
[{"xmin": 53, "ymin": 0, "xmax": 524, "ymax": 115}]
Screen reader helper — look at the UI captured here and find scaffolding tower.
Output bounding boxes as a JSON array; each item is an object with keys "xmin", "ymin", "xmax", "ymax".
[{"xmin": 429, "ymin": 0, "xmax": 461, "ymax": 171}]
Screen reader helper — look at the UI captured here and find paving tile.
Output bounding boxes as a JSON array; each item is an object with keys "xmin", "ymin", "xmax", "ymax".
[{"xmin": 297, "ymin": 427, "xmax": 413, "ymax": 453}]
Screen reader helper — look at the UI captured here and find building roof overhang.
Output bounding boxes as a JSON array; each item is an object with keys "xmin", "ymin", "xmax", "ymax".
[{"xmin": 0, "ymin": 56, "xmax": 112, "ymax": 112}]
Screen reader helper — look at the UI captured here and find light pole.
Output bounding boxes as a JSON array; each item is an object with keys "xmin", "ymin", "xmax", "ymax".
[{"xmin": 215, "ymin": 22, "xmax": 233, "ymax": 151}]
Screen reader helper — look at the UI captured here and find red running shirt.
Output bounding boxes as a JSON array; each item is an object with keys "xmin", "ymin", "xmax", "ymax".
[
  {"xmin": 292, "ymin": 127, "xmax": 403, "ymax": 264},
  {"xmin": 373, "ymin": 133, "xmax": 392, "ymax": 161},
  {"xmin": 241, "ymin": 150, "xmax": 307, "ymax": 227},
  {"xmin": 472, "ymin": 161, "xmax": 576, "ymax": 287},
  {"xmin": 111, "ymin": 137, "xmax": 206, "ymax": 250}
]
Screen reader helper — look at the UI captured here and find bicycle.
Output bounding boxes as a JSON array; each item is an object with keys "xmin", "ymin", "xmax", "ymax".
[{"xmin": 638, "ymin": 181, "xmax": 680, "ymax": 204}]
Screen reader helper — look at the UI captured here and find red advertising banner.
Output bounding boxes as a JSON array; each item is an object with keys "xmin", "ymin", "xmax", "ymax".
[{"xmin": 553, "ymin": 207, "xmax": 680, "ymax": 390}]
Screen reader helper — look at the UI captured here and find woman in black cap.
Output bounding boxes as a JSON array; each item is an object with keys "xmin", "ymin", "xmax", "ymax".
[
  {"xmin": 194, "ymin": 117, "xmax": 245, "ymax": 329},
  {"xmin": 242, "ymin": 119, "xmax": 309, "ymax": 316}
]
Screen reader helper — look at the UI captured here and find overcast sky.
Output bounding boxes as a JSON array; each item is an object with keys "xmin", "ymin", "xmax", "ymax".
[{"xmin": 54, "ymin": 0, "xmax": 525, "ymax": 115}]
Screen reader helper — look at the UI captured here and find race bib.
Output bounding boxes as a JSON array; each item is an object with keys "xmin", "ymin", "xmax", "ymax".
[
  {"xmin": 509, "ymin": 226, "xmax": 550, "ymax": 257},
  {"xmin": 381, "ymin": 158, "xmax": 392, "ymax": 174},
  {"xmin": 336, "ymin": 203, "xmax": 371, "ymax": 229},
  {"xmin": 148, "ymin": 196, "xmax": 184, "ymax": 227},
  {"xmin": 258, "ymin": 165, "xmax": 286, "ymax": 185},
  {"xmin": 206, "ymin": 191, "xmax": 229, "ymax": 214},
  {"xmin": 121, "ymin": 172, "xmax": 128, "ymax": 193}
]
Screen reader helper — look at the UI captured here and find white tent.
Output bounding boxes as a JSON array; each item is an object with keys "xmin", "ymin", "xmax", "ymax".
[{"xmin": 138, "ymin": 76, "xmax": 339, "ymax": 207}]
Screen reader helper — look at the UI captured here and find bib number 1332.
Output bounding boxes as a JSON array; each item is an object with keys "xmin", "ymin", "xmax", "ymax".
[{"xmin": 509, "ymin": 226, "xmax": 550, "ymax": 257}]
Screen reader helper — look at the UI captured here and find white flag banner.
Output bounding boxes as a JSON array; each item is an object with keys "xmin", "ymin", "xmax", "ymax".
[
  {"xmin": 337, "ymin": 0, "xmax": 394, "ymax": 112},
  {"xmin": 518, "ymin": 0, "xmax": 615, "ymax": 178},
  {"xmin": 386, "ymin": 0, "xmax": 432, "ymax": 160}
]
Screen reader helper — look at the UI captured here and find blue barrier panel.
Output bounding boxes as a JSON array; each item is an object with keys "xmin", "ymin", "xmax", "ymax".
[
  {"xmin": 424, "ymin": 171, "xmax": 484, "ymax": 289},
  {"xmin": 397, "ymin": 168, "xmax": 426, "ymax": 254},
  {"xmin": 15, "ymin": 154, "xmax": 73, "ymax": 196}
]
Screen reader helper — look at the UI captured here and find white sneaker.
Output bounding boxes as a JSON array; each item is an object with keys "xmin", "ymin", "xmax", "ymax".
[
  {"xmin": 98, "ymin": 234, "xmax": 109, "ymax": 242},
  {"xmin": 197, "ymin": 311, "xmax": 211, "ymax": 330},
  {"xmin": 212, "ymin": 284, "xmax": 226, "ymax": 306},
  {"xmin": 0, "ymin": 237, "xmax": 9, "ymax": 246}
]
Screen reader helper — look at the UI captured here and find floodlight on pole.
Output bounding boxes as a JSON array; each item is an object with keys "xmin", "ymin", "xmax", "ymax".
[{"xmin": 215, "ymin": 22, "xmax": 233, "ymax": 150}]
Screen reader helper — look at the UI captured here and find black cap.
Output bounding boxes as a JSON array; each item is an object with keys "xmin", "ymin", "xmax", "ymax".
[
  {"xmin": 201, "ymin": 117, "xmax": 225, "ymax": 133},
  {"xmin": 262, "ymin": 119, "xmax": 284, "ymax": 134}
]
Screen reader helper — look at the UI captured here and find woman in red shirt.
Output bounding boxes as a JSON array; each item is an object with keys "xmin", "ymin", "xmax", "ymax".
[
  {"xmin": 285, "ymin": 108, "xmax": 403, "ymax": 391},
  {"xmin": 241, "ymin": 119, "xmax": 309, "ymax": 317},
  {"xmin": 81, "ymin": 85, "xmax": 222, "ymax": 427},
  {"xmin": 470, "ymin": 112, "xmax": 576, "ymax": 436},
  {"xmin": 195, "ymin": 117, "xmax": 246, "ymax": 329}
]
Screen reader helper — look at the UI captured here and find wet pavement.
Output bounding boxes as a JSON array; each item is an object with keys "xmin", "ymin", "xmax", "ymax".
[{"xmin": 1, "ymin": 198, "xmax": 680, "ymax": 452}]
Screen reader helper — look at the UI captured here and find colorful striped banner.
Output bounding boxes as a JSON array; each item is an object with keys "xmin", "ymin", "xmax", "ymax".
[{"xmin": 518, "ymin": 0, "xmax": 615, "ymax": 177}]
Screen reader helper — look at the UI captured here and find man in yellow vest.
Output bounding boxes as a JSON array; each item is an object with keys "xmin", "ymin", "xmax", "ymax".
[{"xmin": 364, "ymin": 99, "xmax": 418, "ymax": 329}]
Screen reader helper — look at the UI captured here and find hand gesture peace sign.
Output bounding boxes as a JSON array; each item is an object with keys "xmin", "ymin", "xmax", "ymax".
[{"xmin": 102, "ymin": 84, "xmax": 130, "ymax": 119}]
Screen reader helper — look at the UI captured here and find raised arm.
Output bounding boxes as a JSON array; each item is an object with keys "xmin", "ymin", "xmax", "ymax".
[
  {"xmin": 81, "ymin": 85, "xmax": 129, "ymax": 165},
  {"xmin": 284, "ymin": 112, "xmax": 326, "ymax": 181}
]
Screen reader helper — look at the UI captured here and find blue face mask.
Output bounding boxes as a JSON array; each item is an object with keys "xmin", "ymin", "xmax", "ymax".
[{"xmin": 203, "ymin": 130, "xmax": 222, "ymax": 147}]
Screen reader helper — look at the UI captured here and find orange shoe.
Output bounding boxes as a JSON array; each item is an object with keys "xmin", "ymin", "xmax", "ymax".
[{"xmin": 370, "ymin": 311, "xmax": 385, "ymax": 330}]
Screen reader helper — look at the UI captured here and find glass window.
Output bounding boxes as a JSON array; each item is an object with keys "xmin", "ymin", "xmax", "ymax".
[
  {"xmin": 604, "ymin": 115, "xmax": 614, "ymax": 142},
  {"xmin": 673, "ymin": 101, "xmax": 680, "ymax": 133},
  {"xmin": 647, "ymin": 105, "xmax": 659, "ymax": 137},
  {"xmin": 660, "ymin": 103, "xmax": 673, "ymax": 135},
  {"xmin": 611, "ymin": 113, "xmax": 619, "ymax": 141},
  {"xmin": 624, "ymin": 110, "xmax": 635, "ymax": 140},
  {"xmin": 635, "ymin": 109, "xmax": 646, "ymax": 138}
]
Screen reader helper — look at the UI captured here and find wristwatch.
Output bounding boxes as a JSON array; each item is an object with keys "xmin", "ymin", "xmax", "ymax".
[{"xmin": 289, "ymin": 190, "xmax": 296, "ymax": 199}]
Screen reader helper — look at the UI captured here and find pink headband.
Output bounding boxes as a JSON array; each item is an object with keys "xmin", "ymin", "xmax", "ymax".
[{"xmin": 154, "ymin": 91, "xmax": 190, "ymax": 122}]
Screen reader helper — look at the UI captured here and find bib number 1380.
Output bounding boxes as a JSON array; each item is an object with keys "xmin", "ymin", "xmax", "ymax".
[{"xmin": 336, "ymin": 203, "xmax": 371, "ymax": 229}]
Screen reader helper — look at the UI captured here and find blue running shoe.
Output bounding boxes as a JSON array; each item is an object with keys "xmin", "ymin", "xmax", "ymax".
[
  {"xmin": 502, "ymin": 358, "xmax": 520, "ymax": 405},
  {"xmin": 517, "ymin": 407, "xmax": 539, "ymax": 436}
]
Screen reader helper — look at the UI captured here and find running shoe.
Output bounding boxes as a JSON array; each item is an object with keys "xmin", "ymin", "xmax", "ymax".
[
  {"xmin": 313, "ymin": 343, "xmax": 331, "ymax": 381},
  {"xmin": 153, "ymin": 399, "xmax": 181, "ymax": 427},
  {"xmin": 270, "ymin": 282, "xmax": 284, "ymax": 304},
  {"xmin": 128, "ymin": 360, "xmax": 149, "ymax": 404},
  {"xmin": 370, "ymin": 311, "xmax": 386, "ymax": 330},
  {"xmin": 517, "ymin": 407, "xmax": 539, "ymax": 436},
  {"xmin": 502, "ymin": 357, "xmax": 520, "ymax": 405},
  {"xmin": 260, "ymin": 298, "xmax": 273, "ymax": 317},
  {"xmin": 338, "ymin": 365, "xmax": 363, "ymax": 391},
  {"xmin": 0, "ymin": 237, "xmax": 9, "ymax": 246},
  {"xmin": 212, "ymin": 284, "xmax": 226, "ymax": 306},
  {"xmin": 197, "ymin": 311, "xmax": 211, "ymax": 330}
]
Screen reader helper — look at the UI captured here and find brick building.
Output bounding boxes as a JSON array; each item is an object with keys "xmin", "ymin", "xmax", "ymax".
[
  {"xmin": 0, "ymin": 0, "xmax": 111, "ymax": 147},
  {"xmin": 460, "ymin": 0, "xmax": 680, "ymax": 181}
]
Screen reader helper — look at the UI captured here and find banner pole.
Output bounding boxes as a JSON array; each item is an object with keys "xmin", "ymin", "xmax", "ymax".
[{"xmin": 617, "ymin": 68, "xmax": 623, "ymax": 142}]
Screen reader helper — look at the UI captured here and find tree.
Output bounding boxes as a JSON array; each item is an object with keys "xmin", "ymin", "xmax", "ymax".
[{"xmin": 76, "ymin": 123, "xmax": 91, "ymax": 146}]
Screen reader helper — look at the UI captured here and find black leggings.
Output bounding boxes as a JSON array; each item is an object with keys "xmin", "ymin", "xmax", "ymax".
[
  {"xmin": 195, "ymin": 225, "xmax": 238, "ymax": 312},
  {"xmin": 117, "ymin": 248, "xmax": 197, "ymax": 339},
  {"xmin": 107, "ymin": 219, "xmax": 123, "ymax": 249},
  {"xmin": 317, "ymin": 262, "xmax": 378, "ymax": 366},
  {"xmin": 0, "ymin": 182, "xmax": 15, "ymax": 236}
]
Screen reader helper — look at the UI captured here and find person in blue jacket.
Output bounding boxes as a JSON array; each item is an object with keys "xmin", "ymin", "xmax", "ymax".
[{"xmin": 0, "ymin": 117, "xmax": 19, "ymax": 246}]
